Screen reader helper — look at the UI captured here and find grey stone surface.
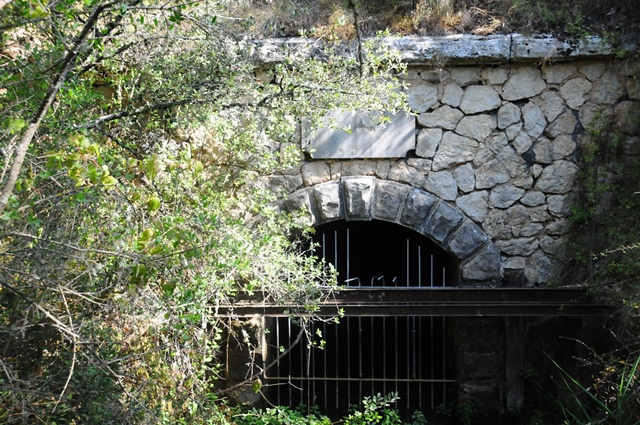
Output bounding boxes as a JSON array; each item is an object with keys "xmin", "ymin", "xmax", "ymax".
[
  {"xmin": 416, "ymin": 128, "xmax": 442, "ymax": 158},
  {"xmin": 496, "ymin": 237, "xmax": 539, "ymax": 256},
  {"xmin": 531, "ymin": 137, "xmax": 554, "ymax": 165},
  {"xmin": 447, "ymin": 221, "xmax": 490, "ymax": 259},
  {"xmin": 456, "ymin": 114, "xmax": 496, "ymax": 141},
  {"xmin": 304, "ymin": 111, "xmax": 415, "ymax": 159},
  {"xmin": 512, "ymin": 222, "xmax": 543, "ymax": 238},
  {"xmin": 522, "ymin": 102, "xmax": 546, "ymax": 139},
  {"xmin": 524, "ymin": 250, "xmax": 556, "ymax": 285},
  {"xmin": 475, "ymin": 159, "xmax": 510, "ymax": 189},
  {"xmin": 459, "ymin": 85, "xmax": 501, "ymax": 114},
  {"xmin": 560, "ymin": 78, "xmax": 592, "ymax": 109},
  {"xmin": 535, "ymin": 160, "xmax": 579, "ymax": 193},
  {"xmin": 400, "ymin": 189, "xmax": 438, "ymax": 229},
  {"xmin": 432, "ymin": 132, "xmax": 478, "ymax": 171},
  {"xmin": 456, "ymin": 191, "xmax": 489, "ymax": 222},
  {"xmin": 453, "ymin": 163, "xmax": 476, "ymax": 193},
  {"xmin": 547, "ymin": 194, "xmax": 572, "ymax": 217},
  {"xmin": 372, "ymin": 181, "xmax": 409, "ymax": 221},
  {"xmin": 302, "ymin": 162, "xmax": 331, "ymax": 186},
  {"xmin": 313, "ymin": 181, "xmax": 342, "ymax": 221},
  {"xmin": 506, "ymin": 123, "xmax": 523, "ymax": 141},
  {"xmin": 424, "ymin": 171, "xmax": 458, "ymax": 201},
  {"xmin": 422, "ymin": 201, "xmax": 464, "ymax": 242},
  {"xmin": 388, "ymin": 161, "xmax": 426, "ymax": 187},
  {"xmin": 482, "ymin": 67, "xmax": 509, "ymax": 85},
  {"xmin": 545, "ymin": 111, "xmax": 577, "ymax": 138},
  {"xmin": 520, "ymin": 191, "xmax": 545, "ymax": 207},
  {"xmin": 264, "ymin": 174, "xmax": 303, "ymax": 194},
  {"xmin": 461, "ymin": 243, "xmax": 502, "ymax": 282},
  {"xmin": 490, "ymin": 185, "xmax": 525, "ymax": 208},
  {"xmin": 542, "ymin": 63, "xmax": 577, "ymax": 84},
  {"xmin": 502, "ymin": 67, "xmax": 546, "ymax": 101},
  {"xmin": 579, "ymin": 62, "xmax": 606, "ymax": 82},
  {"xmin": 452, "ymin": 67, "xmax": 482, "ymax": 86},
  {"xmin": 343, "ymin": 177, "xmax": 373, "ymax": 219},
  {"xmin": 512, "ymin": 132, "xmax": 534, "ymax": 154},
  {"xmin": 284, "ymin": 189, "xmax": 316, "ymax": 225},
  {"xmin": 498, "ymin": 103, "xmax": 521, "ymax": 129},
  {"xmin": 551, "ymin": 135, "xmax": 576, "ymax": 160},
  {"xmin": 589, "ymin": 71, "xmax": 625, "ymax": 105},
  {"xmin": 417, "ymin": 105, "xmax": 464, "ymax": 130},
  {"xmin": 408, "ymin": 82, "xmax": 439, "ymax": 112},
  {"xmin": 545, "ymin": 219, "xmax": 570, "ymax": 236},
  {"xmin": 442, "ymin": 83, "xmax": 464, "ymax": 106},
  {"xmin": 538, "ymin": 91, "xmax": 565, "ymax": 123},
  {"xmin": 614, "ymin": 101, "xmax": 640, "ymax": 135}
]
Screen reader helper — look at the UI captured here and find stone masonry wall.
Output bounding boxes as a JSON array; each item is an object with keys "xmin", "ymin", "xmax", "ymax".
[{"xmin": 266, "ymin": 56, "xmax": 639, "ymax": 287}]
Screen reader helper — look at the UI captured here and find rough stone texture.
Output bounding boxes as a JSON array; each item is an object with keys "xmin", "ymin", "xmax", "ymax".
[
  {"xmin": 461, "ymin": 243, "xmax": 503, "ymax": 283},
  {"xmin": 531, "ymin": 137, "xmax": 554, "ymax": 165},
  {"xmin": 442, "ymin": 83, "xmax": 464, "ymax": 106},
  {"xmin": 423, "ymin": 201, "xmax": 464, "ymax": 242},
  {"xmin": 400, "ymin": 189, "xmax": 438, "ymax": 229},
  {"xmin": 498, "ymin": 103, "xmax": 521, "ymax": 129},
  {"xmin": 502, "ymin": 67, "xmax": 546, "ymax": 101},
  {"xmin": 482, "ymin": 67, "xmax": 509, "ymax": 85},
  {"xmin": 490, "ymin": 185, "xmax": 525, "ymax": 208},
  {"xmin": 416, "ymin": 128, "xmax": 442, "ymax": 158},
  {"xmin": 271, "ymin": 54, "xmax": 638, "ymax": 288},
  {"xmin": 456, "ymin": 191, "xmax": 489, "ymax": 222},
  {"xmin": 432, "ymin": 132, "xmax": 478, "ymax": 171},
  {"xmin": 589, "ymin": 71, "xmax": 625, "ymax": 105},
  {"xmin": 284, "ymin": 189, "xmax": 315, "ymax": 225},
  {"xmin": 388, "ymin": 161, "xmax": 426, "ymax": 187},
  {"xmin": 456, "ymin": 115, "xmax": 496, "ymax": 141},
  {"xmin": 459, "ymin": 85, "xmax": 501, "ymax": 114},
  {"xmin": 447, "ymin": 221, "xmax": 490, "ymax": 259},
  {"xmin": 372, "ymin": 181, "xmax": 409, "ymax": 221},
  {"xmin": 475, "ymin": 159, "xmax": 510, "ymax": 189},
  {"xmin": 451, "ymin": 67, "xmax": 482, "ymax": 86},
  {"xmin": 417, "ymin": 105, "xmax": 464, "ymax": 129},
  {"xmin": 542, "ymin": 63, "xmax": 577, "ymax": 84},
  {"xmin": 408, "ymin": 82, "xmax": 439, "ymax": 112},
  {"xmin": 424, "ymin": 171, "xmax": 458, "ymax": 201},
  {"xmin": 538, "ymin": 91, "xmax": 565, "ymax": 123},
  {"xmin": 313, "ymin": 182, "xmax": 342, "ymax": 222},
  {"xmin": 496, "ymin": 237, "xmax": 539, "ymax": 256},
  {"xmin": 535, "ymin": 160, "xmax": 579, "ymax": 193},
  {"xmin": 522, "ymin": 102, "xmax": 546, "ymax": 139},
  {"xmin": 614, "ymin": 101, "xmax": 640, "ymax": 135},
  {"xmin": 302, "ymin": 162, "xmax": 331, "ymax": 186},
  {"xmin": 453, "ymin": 163, "xmax": 476, "ymax": 193},
  {"xmin": 521, "ymin": 191, "xmax": 545, "ymax": 207},
  {"xmin": 343, "ymin": 177, "xmax": 373, "ymax": 219},
  {"xmin": 560, "ymin": 78, "xmax": 592, "ymax": 109},
  {"xmin": 545, "ymin": 111, "xmax": 577, "ymax": 138}
]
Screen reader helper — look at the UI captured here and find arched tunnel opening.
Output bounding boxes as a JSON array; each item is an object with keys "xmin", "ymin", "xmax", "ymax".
[{"xmin": 264, "ymin": 220, "xmax": 459, "ymax": 419}]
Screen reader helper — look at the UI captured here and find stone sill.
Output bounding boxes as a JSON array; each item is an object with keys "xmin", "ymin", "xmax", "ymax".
[{"xmin": 252, "ymin": 34, "xmax": 635, "ymax": 66}]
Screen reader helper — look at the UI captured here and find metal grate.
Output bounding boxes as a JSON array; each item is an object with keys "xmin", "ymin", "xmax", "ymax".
[{"xmin": 264, "ymin": 220, "xmax": 456, "ymax": 418}]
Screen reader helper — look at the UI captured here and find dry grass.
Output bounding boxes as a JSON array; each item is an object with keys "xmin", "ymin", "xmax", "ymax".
[{"xmin": 227, "ymin": 0, "xmax": 639, "ymax": 40}]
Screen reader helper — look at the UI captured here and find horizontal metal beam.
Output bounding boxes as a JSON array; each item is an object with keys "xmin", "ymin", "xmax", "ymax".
[{"xmin": 218, "ymin": 288, "xmax": 613, "ymax": 317}]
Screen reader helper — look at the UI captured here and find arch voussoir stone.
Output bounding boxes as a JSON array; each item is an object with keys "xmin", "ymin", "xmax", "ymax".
[{"xmin": 284, "ymin": 177, "xmax": 503, "ymax": 285}]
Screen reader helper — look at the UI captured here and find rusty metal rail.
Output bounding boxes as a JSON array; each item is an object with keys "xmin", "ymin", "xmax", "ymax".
[{"xmin": 217, "ymin": 287, "xmax": 613, "ymax": 317}]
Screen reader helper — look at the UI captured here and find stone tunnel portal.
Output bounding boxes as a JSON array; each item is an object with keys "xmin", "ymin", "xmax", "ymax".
[{"xmin": 264, "ymin": 219, "xmax": 459, "ymax": 419}]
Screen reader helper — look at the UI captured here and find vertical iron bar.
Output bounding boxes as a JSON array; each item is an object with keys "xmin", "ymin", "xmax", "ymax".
[
  {"xmin": 288, "ymin": 319, "xmax": 292, "ymax": 404},
  {"xmin": 346, "ymin": 228, "xmax": 350, "ymax": 282},
  {"xmin": 323, "ymin": 321, "xmax": 327, "ymax": 412},
  {"xmin": 407, "ymin": 317, "xmax": 411, "ymax": 411},
  {"xmin": 406, "ymin": 239, "xmax": 410, "ymax": 286},
  {"xmin": 358, "ymin": 316, "xmax": 363, "ymax": 406},
  {"xmin": 418, "ymin": 245, "xmax": 422, "ymax": 287},
  {"xmin": 394, "ymin": 317, "xmax": 398, "ymax": 399},
  {"xmin": 276, "ymin": 319, "xmax": 281, "ymax": 406},
  {"xmin": 418, "ymin": 316, "xmax": 423, "ymax": 411},
  {"xmin": 383, "ymin": 316, "xmax": 387, "ymax": 397},
  {"xmin": 335, "ymin": 318, "xmax": 339, "ymax": 411},
  {"xmin": 430, "ymin": 316, "xmax": 434, "ymax": 410},
  {"xmin": 347, "ymin": 317, "xmax": 351, "ymax": 407}
]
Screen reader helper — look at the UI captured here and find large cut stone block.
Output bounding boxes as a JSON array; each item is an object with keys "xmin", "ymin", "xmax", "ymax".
[
  {"xmin": 313, "ymin": 181, "xmax": 343, "ymax": 222},
  {"xmin": 447, "ymin": 220, "xmax": 490, "ymax": 260},
  {"xmin": 422, "ymin": 201, "xmax": 464, "ymax": 242},
  {"xmin": 372, "ymin": 181, "xmax": 410, "ymax": 221},
  {"xmin": 343, "ymin": 177, "xmax": 374, "ymax": 220},
  {"xmin": 303, "ymin": 111, "xmax": 415, "ymax": 159},
  {"xmin": 399, "ymin": 189, "xmax": 438, "ymax": 230}
]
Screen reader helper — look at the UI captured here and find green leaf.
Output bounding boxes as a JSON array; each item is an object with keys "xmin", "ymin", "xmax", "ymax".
[
  {"xmin": 4, "ymin": 117, "xmax": 27, "ymax": 134},
  {"xmin": 147, "ymin": 196, "xmax": 161, "ymax": 212}
]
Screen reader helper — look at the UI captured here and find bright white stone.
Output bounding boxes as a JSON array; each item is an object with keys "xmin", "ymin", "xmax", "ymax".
[
  {"xmin": 560, "ymin": 78, "xmax": 592, "ymax": 109},
  {"xmin": 416, "ymin": 128, "xmax": 443, "ymax": 158},
  {"xmin": 498, "ymin": 103, "xmax": 521, "ymax": 129},
  {"xmin": 459, "ymin": 85, "xmax": 501, "ymax": 114},
  {"xmin": 432, "ymin": 132, "xmax": 478, "ymax": 171},
  {"xmin": 502, "ymin": 67, "xmax": 546, "ymax": 101},
  {"xmin": 424, "ymin": 171, "xmax": 458, "ymax": 201},
  {"xmin": 455, "ymin": 114, "xmax": 497, "ymax": 141}
]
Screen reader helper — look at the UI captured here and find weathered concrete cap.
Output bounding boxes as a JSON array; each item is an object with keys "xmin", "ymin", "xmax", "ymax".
[{"xmin": 252, "ymin": 34, "xmax": 634, "ymax": 66}]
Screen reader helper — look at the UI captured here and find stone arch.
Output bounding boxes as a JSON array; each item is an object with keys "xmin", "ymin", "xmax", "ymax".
[{"xmin": 284, "ymin": 177, "xmax": 503, "ymax": 286}]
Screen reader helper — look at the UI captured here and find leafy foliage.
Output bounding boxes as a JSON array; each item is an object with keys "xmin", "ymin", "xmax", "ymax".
[{"xmin": 0, "ymin": 1, "xmax": 406, "ymax": 423}]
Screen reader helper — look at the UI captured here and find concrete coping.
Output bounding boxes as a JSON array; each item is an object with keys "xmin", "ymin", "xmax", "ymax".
[{"xmin": 252, "ymin": 34, "xmax": 635, "ymax": 66}]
